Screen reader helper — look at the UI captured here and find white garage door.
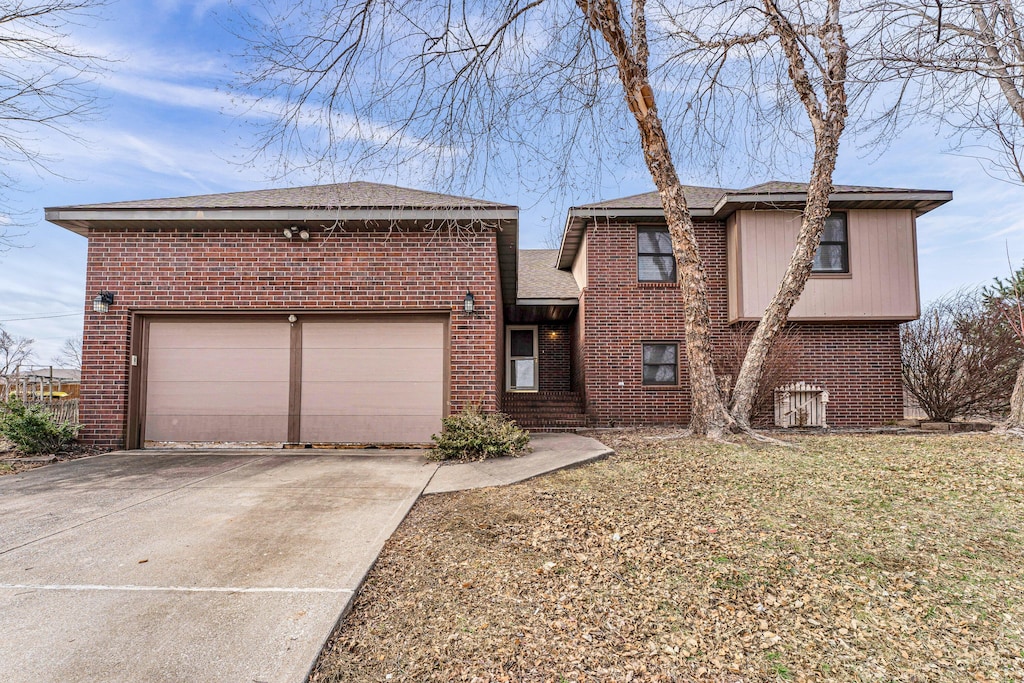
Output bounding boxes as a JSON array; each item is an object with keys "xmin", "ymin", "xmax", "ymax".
[
  {"xmin": 300, "ymin": 320, "xmax": 445, "ymax": 444},
  {"xmin": 142, "ymin": 317, "xmax": 445, "ymax": 446}
]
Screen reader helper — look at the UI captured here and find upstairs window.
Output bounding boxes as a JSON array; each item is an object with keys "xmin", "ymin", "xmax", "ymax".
[
  {"xmin": 638, "ymin": 227, "xmax": 676, "ymax": 282},
  {"xmin": 812, "ymin": 213, "xmax": 849, "ymax": 273}
]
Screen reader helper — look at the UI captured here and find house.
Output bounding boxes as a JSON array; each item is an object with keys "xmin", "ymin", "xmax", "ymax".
[{"xmin": 45, "ymin": 181, "xmax": 951, "ymax": 449}]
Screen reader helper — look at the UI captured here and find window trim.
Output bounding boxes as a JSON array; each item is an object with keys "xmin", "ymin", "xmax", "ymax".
[
  {"xmin": 641, "ymin": 341, "xmax": 680, "ymax": 387},
  {"xmin": 811, "ymin": 212, "xmax": 850, "ymax": 275},
  {"xmin": 637, "ymin": 225, "xmax": 677, "ymax": 283}
]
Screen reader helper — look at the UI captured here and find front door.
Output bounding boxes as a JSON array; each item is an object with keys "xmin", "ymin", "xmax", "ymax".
[{"xmin": 506, "ymin": 325, "xmax": 538, "ymax": 391}]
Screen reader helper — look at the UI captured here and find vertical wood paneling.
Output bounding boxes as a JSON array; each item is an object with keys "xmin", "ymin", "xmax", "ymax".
[
  {"xmin": 733, "ymin": 209, "xmax": 918, "ymax": 320},
  {"xmin": 571, "ymin": 231, "xmax": 588, "ymax": 290},
  {"xmin": 726, "ymin": 215, "xmax": 740, "ymax": 321}
]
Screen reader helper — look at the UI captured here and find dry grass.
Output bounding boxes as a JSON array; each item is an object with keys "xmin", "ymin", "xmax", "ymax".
[{"xmin": 312, "ymin": 432, "xmax": 1024, "ymax": 682}]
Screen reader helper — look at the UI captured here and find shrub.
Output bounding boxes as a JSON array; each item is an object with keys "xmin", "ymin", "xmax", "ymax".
[
  {"xmin": 430, "ymin": 406, "xmax": 530, "ymax": 461},
  {"xmin": 714, "ymin": 322, "xmax": 799, "ymax": 417},
  {"xmin": 0, "ymin": 398, "xmax": 81, "ymax": 454},
  {"xmin": 902, "ymin": 291, "xmax": 1022, "ymax": 421}
]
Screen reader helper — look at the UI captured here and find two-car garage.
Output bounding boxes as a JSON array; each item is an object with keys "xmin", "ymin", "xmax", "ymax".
[{"xmin": 138, "ymin": 315, "xmax": 447, "ymax": 447}]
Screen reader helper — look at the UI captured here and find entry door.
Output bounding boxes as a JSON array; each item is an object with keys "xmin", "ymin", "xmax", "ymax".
[{"xmin": 506, "ymin": 326, "xmax": 538, "ymax": 391}]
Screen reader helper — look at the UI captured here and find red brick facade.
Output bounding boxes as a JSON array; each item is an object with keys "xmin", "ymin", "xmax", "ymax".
[
  {"xmin": 537, "ymin": 323, "xmax": 572, "ymax": 392},
  {"xmin": 80, "ymin": 227, "xmax": 501, "ymax": 449},
  {"xmin": 574, "ymin": 220, "xmax": 904, "ymax": 427}
]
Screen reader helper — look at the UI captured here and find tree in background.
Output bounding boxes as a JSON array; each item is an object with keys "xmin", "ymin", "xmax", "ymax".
[
  {"xmin": 238, "ymin": 0, "xmax": 852, "ymax": 437},
  {"xmin": 52, "ymin": 334, "xmax": 82, "ymax": 371},
  {"xmin": 863, "ymin": 0, "xmax": 1024, "ymax": 428},
  {"xmin": 0, "ymin": 0, "xmax": 105, "ymax": 248},
  {"xmin": 870, "ymin": 0, "xmax": 1024, "ymax": 183},
  {"xmin": 902, "ymin": 290, "xmax": 1020, "ymax": 422},
  {"xmin": 982, "ymin": 261, "xmax": 1024, "ymax": 427},
  {"xmin": 0, "ymin": 324, "xmax": 35, "ymax": 388}
]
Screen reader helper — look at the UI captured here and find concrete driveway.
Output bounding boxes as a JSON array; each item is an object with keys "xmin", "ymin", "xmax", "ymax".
[{"xmin": 0, "ymin": 450, "xmax": 438, "ymax": 683}]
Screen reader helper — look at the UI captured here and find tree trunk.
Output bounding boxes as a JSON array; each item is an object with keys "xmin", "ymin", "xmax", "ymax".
[
  {"xmin": 1009, "ymin": 362, "xmax": 1024, "ymax": 427},
  {"xmin": 729, "ymin": 0, "xmax": 848, "ymax": 428},
  {"xmin": 579, "ymin": 0, "xmax": 734, "ymax": 436}
]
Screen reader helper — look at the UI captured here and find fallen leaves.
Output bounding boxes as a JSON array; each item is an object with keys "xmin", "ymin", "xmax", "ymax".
[{"xmin": 310, "ymin": 431, "xmax": 1024, "ymax": 682}]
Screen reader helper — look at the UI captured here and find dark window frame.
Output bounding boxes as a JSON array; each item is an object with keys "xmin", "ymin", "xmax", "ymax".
[
  {"xmin": 637, "ymin": 226, "xmax": 677, "ymax": 283},
  {"xmin": 812, "ymin": 212, "xmax": 850, "ymax": 274},
  {"xmin": 642, "ymin": 342, "xmax": 679, "ymax": 386}
]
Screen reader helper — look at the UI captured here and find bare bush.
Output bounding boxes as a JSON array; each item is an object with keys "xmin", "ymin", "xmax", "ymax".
[
  {"xmin": 901, "ymin": 292, "xmax": 1022, "ymax": 422},
  {"xmin": 715, "ymin": 324, "xmax": 799, "ymax": 419}
]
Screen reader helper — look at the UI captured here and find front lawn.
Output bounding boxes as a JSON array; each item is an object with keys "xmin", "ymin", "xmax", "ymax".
[{"xmin": 312, "ymin": 432, "xmax": 1024, "ymax": 682}]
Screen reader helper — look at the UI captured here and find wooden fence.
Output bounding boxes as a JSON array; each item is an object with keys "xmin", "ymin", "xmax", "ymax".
[{"xmin": 0, "ymin": 398, "xmax": 80, "ymax": 426}]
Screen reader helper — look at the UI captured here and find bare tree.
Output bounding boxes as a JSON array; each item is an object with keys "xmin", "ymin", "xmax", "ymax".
[
  {"xmin": 52, "ymin": 334, "xmax": 82, "ymax": 371},
  {"xmin": 0, "ymin": 0, "xmax": 105, "ymax": 247},
  {"xmin": 0, "ymin": 325, "xmax": 34, "ymax": 392},
  {"xmin": 237, "ymin": 0, "xmax": 852, "ymax": 437},
  {"xmin": 868, "ymin": 0, "xmax": 1024, "ymax": 427}
]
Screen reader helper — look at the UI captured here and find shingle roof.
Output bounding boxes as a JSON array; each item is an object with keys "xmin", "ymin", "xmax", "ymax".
[
  {"xmin": 517, "ymin": 249, "xmax": 580, "ymax": 300},
  {"xmin": 57, "ymin": 181, "xmax": 514, "ymax": 211},
  {"xmin": 581, "ymin": 184, "xmax": 732, "ymax": 210},
  {"xmin": 578, "ymin": 181, "xmax": 938, "ymax": 210}
]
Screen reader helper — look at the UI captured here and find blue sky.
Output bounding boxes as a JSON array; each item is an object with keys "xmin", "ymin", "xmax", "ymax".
[{"xmin": 2, "ymin": 0, "xmax": 1022, "ymax": 363}]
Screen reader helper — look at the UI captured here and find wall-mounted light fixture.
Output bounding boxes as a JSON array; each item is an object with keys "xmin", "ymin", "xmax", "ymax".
[
  {"xmin": 463, "ymin": 291, "xmax": 475, "ymax": 314},
  {"xmin": 92, "ymin": 291, "xmax": 115, "ymax": 313},
  {"xmin": 283, "ymin": 226, "xmax": 310, "ymax": 241}
]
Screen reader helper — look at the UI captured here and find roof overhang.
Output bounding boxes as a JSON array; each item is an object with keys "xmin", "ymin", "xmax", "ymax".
[
  {"xmin": 556, "ymin": 190, "xmax": 953, "ymax": 269},
  {"xmin": 45, "ymin": 206, "xmax": 521, "ymax": 305},
  {"xmin": 711, "ymin": 191, "xmax": 953, "ymax": 216}
]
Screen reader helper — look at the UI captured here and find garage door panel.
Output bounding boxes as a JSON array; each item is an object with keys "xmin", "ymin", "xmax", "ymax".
[
  {"xmin": 300, "ymin": 348, "xmax": 444, "ymax": 383},
  {"xmin": 147, "ymin": 349, "xmax": 291, "ymax": 383},
  {"xmin": 148, "ymin": 322, "xmax": 290, "ymax": 349},
  {"xmin": 147, "ymin": 381, "xmax": 290, "ymax": 416},
  {"xmin": 144, "ymin": 321, "xmax": 290, "ymax": 444},
  {"xmin": 300, "ymin": 415, "xmax": 438, "ymax": 444},
  {"xmin": 299, "ymin": 319, "xmax": 445, "ymax": 443},
  {"xmin": 301, "ymin": 381, "xmax": 442, "ymax": 416},
  {"xmin": 302, "ymin": 322, "xmax": 444, "ymax": 349},
  {"xmin": 145, "ymin": 415, "xmax": 289, "ymax": 443}
]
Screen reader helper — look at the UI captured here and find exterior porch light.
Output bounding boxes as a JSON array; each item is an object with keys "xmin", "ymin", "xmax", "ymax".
[
  {"xmin": 463, "ymin": 291, "xmax": 475, "ymax": 314},
  {"xmin": 92, "ymin": 291, "xmax": 115, "ymax": 313}
]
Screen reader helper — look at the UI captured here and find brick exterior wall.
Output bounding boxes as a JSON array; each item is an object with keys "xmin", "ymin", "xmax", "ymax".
[
  {"xmin": 579, "ymin": 220, "xmax": 904, "ymax": 428},
  {"xmin": 538, "ymin": 322, "xmax": 572, "ymax": 392},
  {"xmin": 81, "ymin": 226, "xmax": 501, "ymax": 449}
]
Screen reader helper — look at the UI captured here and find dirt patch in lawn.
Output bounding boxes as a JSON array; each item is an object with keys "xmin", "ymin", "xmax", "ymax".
[
  {"xmin": 311, "ymin": 431, "xmax": 1024, "ymax": 682},
  {"xmin": 0, "ymin": 440, "xmax": 100, "ymax": 476}
]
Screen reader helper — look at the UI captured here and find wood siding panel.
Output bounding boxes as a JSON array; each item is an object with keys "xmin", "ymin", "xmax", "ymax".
[
  {"xmin": 571, "ymin": 231, "xmax": 588, "ymax": 290},
  {"xmin": 726, "ymin": 214, "xmax": 741, "ymax": 321},
  {"xmin": 733, "ymin": 209, "xmax": 918, "ymax": 320}
]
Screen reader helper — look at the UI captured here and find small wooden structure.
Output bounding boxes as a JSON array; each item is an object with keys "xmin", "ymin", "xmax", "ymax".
[
  {"xmin": 3, "ymin": 367, "xmax": 81, "ymax": 401},
  {"xmin": 774, "ymin": 382, "xmax": 829, "ymax": 428}
]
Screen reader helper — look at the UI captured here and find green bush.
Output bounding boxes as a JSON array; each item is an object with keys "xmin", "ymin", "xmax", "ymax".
[
  {"xmin": 430, "ymin": 406, "xmax": 530, "ymax": 461},
  {"xmin": 0, "ymin": 398, "xmax": 80, "ymax": 454}
]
